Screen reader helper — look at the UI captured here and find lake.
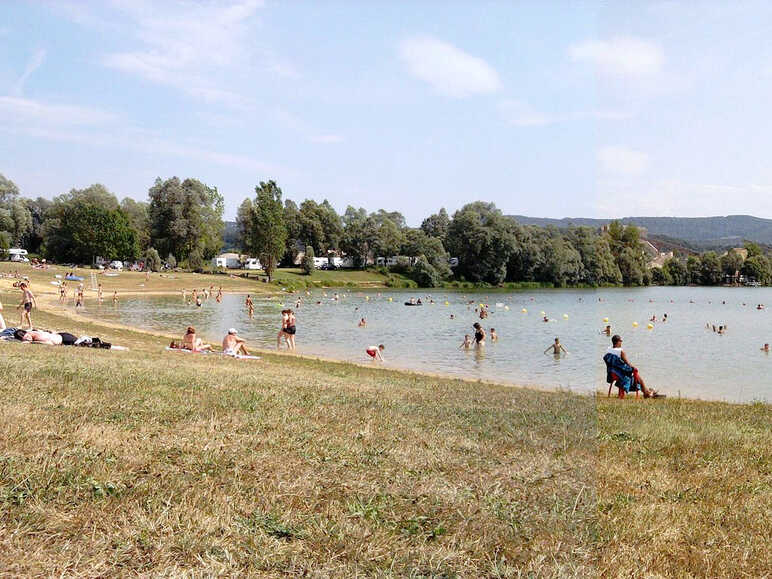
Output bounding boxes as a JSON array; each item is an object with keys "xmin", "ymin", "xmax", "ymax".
[{"xmin": 82, "ymin": 287, "xmax": 771, "ymax": 402}]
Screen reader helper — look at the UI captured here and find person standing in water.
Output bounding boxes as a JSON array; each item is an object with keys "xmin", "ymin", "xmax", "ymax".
[
  {"xmin": 545, "ymin": 337, "xmax": 568, "ymax": 357},
  {"xmin": 459, "ymin": 335, "xmax": 473, "ymax": 350},
  {"xmin": 245, "ymin": 295, "xmax": 254, "ymax": 319},
  {"xmin": 473, "ymin": 322, "xmax": 486, "ymax": 347}
]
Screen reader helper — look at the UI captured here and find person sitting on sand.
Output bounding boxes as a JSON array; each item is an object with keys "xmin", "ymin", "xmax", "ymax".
[
  {"xmin": 545, "ymin": 337, "xmax": 568, "ymax": 357},
  {"xmin": 182, "ymin": 326, "xmax": 211, "ymax": 352},
  {"xmin": 222, "ymin": 328, "xmax": 249, "ymax": 356},
  {"xmin": 605, "ymin": 335, "xmax": 662, "ymax": 398},
  {"xmin": 366, "ymin": 344, "xmax": 385, "ymax": 361},
  {"xmin": 459, "ymin": 335, "xmax": 473, "ymax": 350}
]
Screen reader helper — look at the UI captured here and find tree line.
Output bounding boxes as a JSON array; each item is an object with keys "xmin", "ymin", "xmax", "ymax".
[{"xmin": 1, "ymin": 173, "xmax": 769, "ymax": 286}]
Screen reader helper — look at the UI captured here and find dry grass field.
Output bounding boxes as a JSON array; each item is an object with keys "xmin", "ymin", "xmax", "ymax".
[{"xmin": 0, "ymin": 264, "xmax": 769, "ymax": 576}]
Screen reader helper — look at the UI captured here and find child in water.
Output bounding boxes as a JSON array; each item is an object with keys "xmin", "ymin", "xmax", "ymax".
[
  {"xmin": 459, "ymin": 335, "xmax": 473, "ymax": 350},
  {"xmin": 366, "ymin": 344, "xmax": 385, "ymax": 361},
  {"xmin": 489, "ymin": 328, "xmax": 498, "ymax": 342}
]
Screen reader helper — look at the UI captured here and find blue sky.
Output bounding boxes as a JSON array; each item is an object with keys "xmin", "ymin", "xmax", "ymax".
[{"xmin": 2, "ymin": 1, "xmax": 772, "ymax": 224}]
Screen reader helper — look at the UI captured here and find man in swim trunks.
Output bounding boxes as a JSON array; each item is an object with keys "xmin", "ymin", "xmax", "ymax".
[
  {"xmin": 545, "ymin": 337, "xmax": 568, "ymax": 357},
  {"xmin": 17, "ymin": 283, "xmax": 37, "ymax": 329},
  {"xmin": 222, "ymin": 328, "xmax": 250, "ymax": 356},
  {"xmin": 366, "ymin": 344, "xmax": 385, "ymax": 361}
]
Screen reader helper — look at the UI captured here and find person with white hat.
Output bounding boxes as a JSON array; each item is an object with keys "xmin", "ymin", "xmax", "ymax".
[{"xmin": 222, "ymin": 328, "xmax": 250, "ymax": 356}]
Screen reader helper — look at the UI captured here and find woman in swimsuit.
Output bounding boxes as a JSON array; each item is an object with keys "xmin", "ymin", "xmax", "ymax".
[
  {"xmin": 277, "ymin": 309, "xmax": 289, "ymax": 349},
  {"xmin": 182, "ymin": 326, "xmax": 211, "ymax": 352},
  {"xmin": 473, "ymin": 322, "xmax": 486, "ymax": 347}
]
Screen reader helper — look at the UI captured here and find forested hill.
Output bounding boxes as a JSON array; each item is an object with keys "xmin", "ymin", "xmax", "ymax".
[{"xmin": 510, "ymin": 215, "xmax": 772, "ymax": 246}]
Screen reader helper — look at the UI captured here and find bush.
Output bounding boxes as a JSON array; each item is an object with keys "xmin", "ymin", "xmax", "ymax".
[
  {"xmin": 302, "ymin": 246, "xmax": 315, "ymax": 275},
  {"xmin": 409, "ymin": 258, "xmax": 441, "ymax": 287},
  {"xmin": 145, "ymin": 247, "xmax": 162, "ymax": 272},
  {"xmin": 188, "ymin": 248, "xmax": 204, "ymax": 271}
]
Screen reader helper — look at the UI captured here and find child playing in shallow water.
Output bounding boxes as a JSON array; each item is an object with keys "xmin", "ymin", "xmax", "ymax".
[
  {"xmin": 489, "ymin": 328, "xmax": 498, "ymax": 342},
  {"xmin": 366, "ymin": 344, "xmax": 385, "ymax": 361},
  {"xmin": 459, "ymin": 335, "xmax": 473, "ymax": 350}
]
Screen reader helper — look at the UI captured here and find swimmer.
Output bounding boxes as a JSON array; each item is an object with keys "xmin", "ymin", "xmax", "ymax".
[
  {"xmin": 543, "ymin": 316, "xmax": 549, "ymax": 323},
  {"xmin": 366, "ymin": 344, "xmax": 385, "ymax": 361},
  {"xmin": 97, "ymin": 283, "xmax": 103, "ymax": 304},
  {"xmin": 450, "ymin": 314, "xmax": 455, "ymax": 319},
  {"xmin": 603, "ymin": 325, "xmax": 611, "ymax": 336},
  {"xmin": 245, "ymin": 294, "xmax": 254, "ymax": 318},
  {"xmin": 459, "ymin": 335, "xmax": 473, "ymax": 350},
  {"xmin": 544, "ymin": 337, "xmax": 568, "ymax": 357},
  {"xmin": 762, "ymin": 343, "xmax": 770, "ymax": 352},
  {"xmin": 112, "ymin": 291, "xmax": 118, "ymax": 304},
  {"xmin": 489, "ymin": 328, "xmax": 498, "ymax": 342},
  {"xmin": 358, "ymin": 317, "xmax": 367, "ymax": 327}
]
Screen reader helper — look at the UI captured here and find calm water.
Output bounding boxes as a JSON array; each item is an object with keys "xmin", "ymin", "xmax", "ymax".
[{"xmin": 83, "ymin": 287, "xmax": 771, "ymax": 402}]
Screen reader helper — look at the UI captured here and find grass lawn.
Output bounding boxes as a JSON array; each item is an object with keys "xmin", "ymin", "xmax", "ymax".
[{"xmin": 0, "ymin": 267, "xmax": 769, "ymax": 575}]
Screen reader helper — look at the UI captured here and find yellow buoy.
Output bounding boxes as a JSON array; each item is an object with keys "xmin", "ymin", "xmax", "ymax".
[
  {"xmin": 647, "ymin": 323, "xmax": 654, "ymax": 330},
  {"xmin": 504, "ymin": 305, "xmax": 509, "ymax": 311},
  {"xmin": 563, "ymin": 314, "xmax": 569, "ymax": 319},
  {"xmin": 633, "ymin": 321, "xmax": 639, "ymax": 327},
  {"xmin": 388, "ymin": 297, "xmax": 393, "ymax": 302},
  {"xmin": 540, "ymin": 311, "xmax": 546, "ymax": 316},
  {"xmin": 444, "ymin": 301, "xmax": 449, "ymax": 305},
  {"xmin": 522, "ymin": 308, "xmax": 527, "ymax": 313},
  {"xmin": 603, "ymin": 317, "xmax": 609, "ymax": 323}
]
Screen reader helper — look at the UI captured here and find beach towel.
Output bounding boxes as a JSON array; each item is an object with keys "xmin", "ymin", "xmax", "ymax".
[
  {"xmin": 165, "ymin": 346, "xmax": 259, "ymax": 360},
  {"xmin": 603, "ymin": 352, "xmax": 637, "ymax": 392}
]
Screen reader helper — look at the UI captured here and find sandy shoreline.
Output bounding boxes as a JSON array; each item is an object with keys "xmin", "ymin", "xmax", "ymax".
[{"xmin": 34, "ymin": 291, "xmax": 584, "ymax": 397}]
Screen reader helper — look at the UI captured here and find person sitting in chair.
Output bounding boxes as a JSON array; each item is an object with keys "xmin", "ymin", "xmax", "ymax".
[{"xmin": 604, "ymin": 335, "xmax": 663, "ymax": 398}]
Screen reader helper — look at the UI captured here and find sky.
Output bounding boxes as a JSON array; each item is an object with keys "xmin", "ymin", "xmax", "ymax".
[{"xmin": 2, "ymin": 1, "xmax": 772, "ymax": 224}]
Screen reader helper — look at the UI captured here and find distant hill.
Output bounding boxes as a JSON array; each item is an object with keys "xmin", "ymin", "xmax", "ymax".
[{"xmin": 510, "ymin": 215, "xmax": 772, "ymax": 247}]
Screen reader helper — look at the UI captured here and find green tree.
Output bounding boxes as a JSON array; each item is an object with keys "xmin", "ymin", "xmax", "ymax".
[
  {"xmin": 341, "ymin": 206, "xmax": 379, "ymax": 268},
  {"xmin": 44, "ymin": 203, "xmax": 138, "ymax": 264},
  {"xmin": 166, "ymin": 253, "xmax": 177, "ymax": 268},
  {"xmin": 21, "ymin": 197, "xmax": 51, "ymax": 253},
  {"xmin": 700, "ymin": 251, "xmax": 722, "ymax": 285},
  {"xmin": 420, "ymin": 208, "xmax": 450, "ymax": 244},
  {"xmin": 686, "ymin": 255, "xmax": 702, "ymax": 284},
  {"xmin": 0, "ymin": 174, "xmax": 32, "ymax": 247},
  {"xmin": 282, "ymin": 199, "xmax": 301, "ymax": 265},
  {"xmin": 663, "ymin": 258, "xmax": 688, "ymax": 285},
  {"xmin": 238, "ymin": 181, "xmax": 287, "ymax": 281},
  {"xmin": 145, "ymin": 247, "xmax": 162, "ymax": 272},
  {"xmin": 148, "ymin": 177, "xmax": 224, "ymax": 262},
  {"xmin": 446, "ymin": 202, "xmax": 516, "ymax": 285},
  {"xmin": 121, "ymin": 198, "xmax": 151, "ymax": 251},
  {"xmin": 302, "ymin": 245, "xmax": 315, "ymax": 275},
  {"xmin": 742, "ymin": 255, "xmax": 771, "ymax": 284}
]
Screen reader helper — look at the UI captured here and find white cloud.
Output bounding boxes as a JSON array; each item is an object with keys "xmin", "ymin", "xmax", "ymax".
[
  {"xmin": 596, "ymin": 180, "xmax": 772, "ymax": 217},
  {"xmin": 12, "ymin": 48, "xmax": 46, "ymax": 96},
  {"xmin": 399, "ymin": 36, "xmax": 501, "ymax": 97},
  {"xmin": 102, "ymin": 0, "xmax": 265, "ymax": 108},
  {"xmin": 499, "ymin": 99, "xmax": 631, "ymax": 127},
  {"xmin": 0, "ymin": 96, "xmax": 276, "ymax": 173},
  {"xmin": 597, "ymin": 146, "xmax": 649, "ymax": 175},
  {"xmin": 0, "ymin": 96, "xmax": 117, "ymax": 126},
  {"xmin": 569, "ymin": 37, "xmax": 663, "ymax": 78}
]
